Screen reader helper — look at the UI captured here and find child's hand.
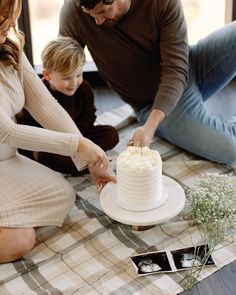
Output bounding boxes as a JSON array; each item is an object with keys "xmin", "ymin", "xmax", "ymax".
[{"xmin": 88, "ymin": 163, "xmax": 116, "ymax": 190}]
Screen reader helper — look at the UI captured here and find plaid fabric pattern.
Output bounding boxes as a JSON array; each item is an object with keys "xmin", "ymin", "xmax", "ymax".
[{"xmin": 0, "ymin": 105, "xmax": 235, "ymax": 295}]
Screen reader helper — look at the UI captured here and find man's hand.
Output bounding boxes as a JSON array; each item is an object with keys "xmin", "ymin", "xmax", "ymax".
[
  {"xmin": 129, "ymin": 109, "xmax": 166, "ymax": 147},
  {"xmin": 128, "ymin": 125, "xmax": 154, "ymax": 147}
]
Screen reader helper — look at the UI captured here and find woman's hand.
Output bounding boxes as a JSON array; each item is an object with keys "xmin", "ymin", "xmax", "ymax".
[
  {"xmin": 77, "ymin": 136, "xmax": 116, "ymax": 187},
  {"xmin": 77, "ymin": 136, "xmax": 108, "ymax": 167}
]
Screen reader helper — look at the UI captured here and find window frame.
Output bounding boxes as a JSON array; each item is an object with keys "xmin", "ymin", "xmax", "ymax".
[{"xmin": 18, "ymin": 0, "xmax": 33, "ymax": 65}]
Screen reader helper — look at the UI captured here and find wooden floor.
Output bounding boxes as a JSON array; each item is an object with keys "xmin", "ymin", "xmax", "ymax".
[{"xmin": 93, "ymin": 84, "xmax": 236, "ymax": 295}]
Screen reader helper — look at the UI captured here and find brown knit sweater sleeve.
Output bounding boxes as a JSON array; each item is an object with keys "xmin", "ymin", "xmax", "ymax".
[{"xmin": 152, "ymin": 0, "xmax": 189, "ymax": 115}]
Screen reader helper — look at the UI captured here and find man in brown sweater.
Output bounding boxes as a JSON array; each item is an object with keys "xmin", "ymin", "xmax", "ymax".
[{"xmin": 59, "ymin": 0, "xmax": 236, "ymax": 168}]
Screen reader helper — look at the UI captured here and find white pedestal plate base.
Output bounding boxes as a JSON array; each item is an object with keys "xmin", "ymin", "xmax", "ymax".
[{"xmin": 100, "ymin": 175, "xmax": 185, "ymax": 227}]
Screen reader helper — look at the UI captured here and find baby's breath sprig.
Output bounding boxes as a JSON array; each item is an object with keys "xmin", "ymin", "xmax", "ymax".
[{"xmin": 181, "ymin": 174, "xmax": 236, "ymax": 290}]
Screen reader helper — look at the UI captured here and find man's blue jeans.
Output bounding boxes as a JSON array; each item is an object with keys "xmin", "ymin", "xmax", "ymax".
[{"xmin": 136, "ymin": 21, "xmax": 236, "ymax": 168}]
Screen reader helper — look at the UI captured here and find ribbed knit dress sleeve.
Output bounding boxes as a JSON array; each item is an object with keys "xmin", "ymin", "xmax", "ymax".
[{"xmin": 0, "ymin": 53, "xmax": 80, "ymax": 156}]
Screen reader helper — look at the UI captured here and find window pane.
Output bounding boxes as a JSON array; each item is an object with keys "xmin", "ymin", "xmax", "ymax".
[
  {"xmin": 182, "ymin": 0, "xmax": 227, "ymax": 44},
  {"xmin": 28, "ymin": 0, "xmax": 93, "ymax": 66},
  {"xmin": 28, "ymin": 0, "xmax": 64, "ymax": 65},
  {"xmin": 28, "ymin": 0, "xmax": 229, "ymax": 66}
]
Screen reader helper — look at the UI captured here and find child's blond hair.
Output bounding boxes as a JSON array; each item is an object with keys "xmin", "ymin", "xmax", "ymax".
[{"xmin": 41, "ymin": 37, "xmax": 85, "ymax": 75}]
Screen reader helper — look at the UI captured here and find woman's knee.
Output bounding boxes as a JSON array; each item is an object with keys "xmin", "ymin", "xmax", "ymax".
[{"xmin": 0, "ymin": 228, "xmax": 36, "ymax": 263}]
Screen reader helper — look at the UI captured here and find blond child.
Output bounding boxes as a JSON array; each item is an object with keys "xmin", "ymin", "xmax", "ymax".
[{"xmin": 17, "ymin": 37, "xmax": 119, "ymax": 175}]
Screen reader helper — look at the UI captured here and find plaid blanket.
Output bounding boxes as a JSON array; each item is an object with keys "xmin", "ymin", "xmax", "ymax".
[{"xmin": 0, "ymin": 105, "xmax": 235, "ymax": 295}]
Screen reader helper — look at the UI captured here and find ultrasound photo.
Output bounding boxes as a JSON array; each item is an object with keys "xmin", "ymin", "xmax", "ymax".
[
  {"xmin": 170, "ymin": 244, "xmax": 215, "ymax": 270},
  {"xmin": 130, "ymin": 251, "xmax": 171, "ymax": 276},
  {"xmin": 130, "ymin": 244, "xmax": 215, "ymax": 276}
]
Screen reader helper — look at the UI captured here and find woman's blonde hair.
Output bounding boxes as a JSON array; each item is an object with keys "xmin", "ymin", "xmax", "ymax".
[
  {"xmin": 0, "ymin": 0, "xmax": 25, "ymax": 71},
  {"xmin": 41, "ymin": 37, "xmax": 85, "ymax": 75}
]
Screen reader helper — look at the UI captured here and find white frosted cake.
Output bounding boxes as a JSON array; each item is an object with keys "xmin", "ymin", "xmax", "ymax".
[{"xmin": 116, "ymin": 146, "xmax": 162, "ymax": 211}]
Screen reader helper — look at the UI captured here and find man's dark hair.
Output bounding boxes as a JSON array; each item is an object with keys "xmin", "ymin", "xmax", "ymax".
[{"xmin": 79, "ymin": 0, "xmax": 114, "ymax": 10}]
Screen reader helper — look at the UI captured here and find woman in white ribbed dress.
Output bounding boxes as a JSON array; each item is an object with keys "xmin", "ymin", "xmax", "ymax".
[{"xmin": 0, "ymin": 0, "xmax": 114, "ymax": 263}]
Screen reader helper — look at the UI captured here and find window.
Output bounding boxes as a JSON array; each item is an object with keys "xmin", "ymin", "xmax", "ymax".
[
  {"xmin": 23, "ymin": 0, "xmax": 234, "ymax": 69},
  {"xmin": 182, "ymin": 0, "xmax": 231, "ymax": 44},
  {"xmin": 27, "ymin": 0, "xmax": 93, "ymax": 72},
  {"xmin": 28, "ymin": 0, "xmax": 64, "ymax": 65}
]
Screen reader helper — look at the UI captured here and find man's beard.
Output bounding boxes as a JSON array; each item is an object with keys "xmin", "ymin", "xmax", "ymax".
[
  {"xmin": 103, "ymin": 7, "xmax": 129, "ymax": 27},
  {"xmin": 102, "ymin": 15, "xmax": 121, "ymax": 26},
  {"xmin": 103, "ymin": 19, "xmax": 117, "ymax": 26}
]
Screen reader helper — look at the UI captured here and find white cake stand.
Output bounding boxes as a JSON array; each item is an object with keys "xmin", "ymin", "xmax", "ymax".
[{"xmin": 100, "ymin": 175, "xmax": 185, "ymax": 227}]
